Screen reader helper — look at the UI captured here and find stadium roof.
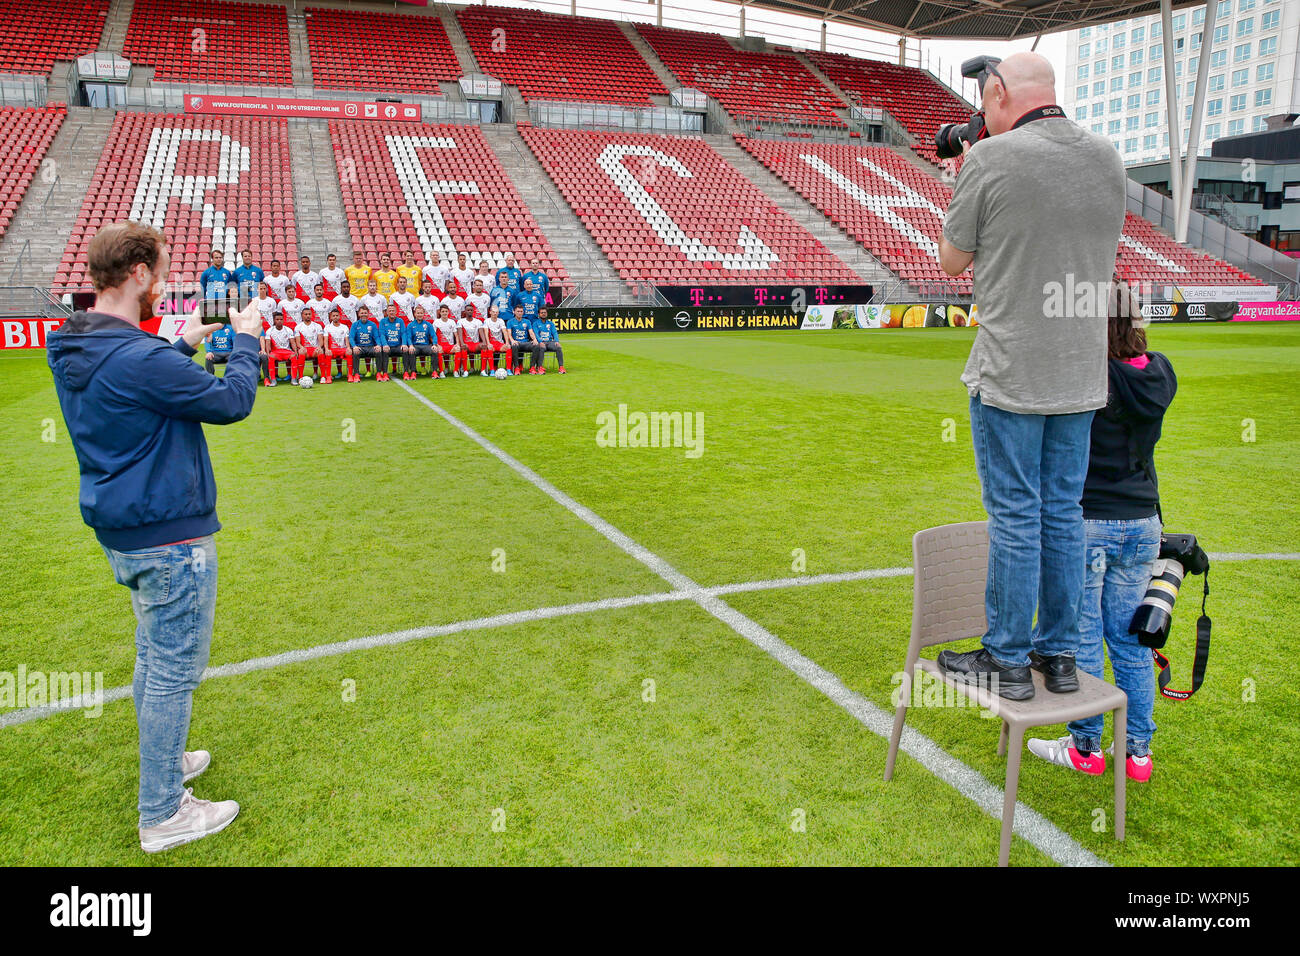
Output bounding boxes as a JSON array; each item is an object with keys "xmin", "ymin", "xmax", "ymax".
[{"xmin": 744, "ymin": 0, "xmax": 1201, "ymax": 41}]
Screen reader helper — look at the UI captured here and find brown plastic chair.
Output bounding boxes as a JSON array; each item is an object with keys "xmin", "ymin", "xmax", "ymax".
[{"xmin": 884, "ymin": 520, "xmax": 1126, "ymax": 866}]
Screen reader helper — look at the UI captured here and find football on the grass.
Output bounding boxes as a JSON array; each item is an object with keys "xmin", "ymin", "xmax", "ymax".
[
  {"xmin": 300, "ymin": 376, "xmax": 314, "ymax": 388},
  {"xmin": 494, "ymin": 368, "xmax": 508, "ymax": 379}
]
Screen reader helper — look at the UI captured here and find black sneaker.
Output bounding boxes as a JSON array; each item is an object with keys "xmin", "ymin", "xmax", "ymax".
[
  {"xmin": 1028, "ymin": 651, "xmax": 1079, "ymax": 693},
  {"xmin": 935, "ymin": 648, "xmax": 1034, "ymax": 701}
]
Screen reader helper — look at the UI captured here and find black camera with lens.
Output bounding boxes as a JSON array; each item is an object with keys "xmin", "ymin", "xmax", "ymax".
[
  {"xmin": 1130, "ymin": 532, "xmax": 1212, "ymax": 700},
  {"xmin": 934, "ymin": 55, "xmax": 1003, "ymax": 160}
]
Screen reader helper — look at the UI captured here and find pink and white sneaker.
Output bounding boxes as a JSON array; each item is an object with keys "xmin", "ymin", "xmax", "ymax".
[
  {"xmin": 1027, "ymin": 735, "xmax": 1106, "ymax": 776},
  {"xmin": 1107, "ymin": 744, "xmax": 1154, "ymax": 782}
]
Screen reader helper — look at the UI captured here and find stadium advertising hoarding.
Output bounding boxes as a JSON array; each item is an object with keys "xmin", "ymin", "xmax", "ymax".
[
  {"xmin": 550, "ymin": 303, "xmax": 976, "ymax": 333},
  {"xmin": 1159, "ymin": 285, "xmax": 1278, "ymax": 303},
  {"xmin": 184, "ymin": 95, "xmax": 423, "ymax": 123},
  {"xmin": 659, "ymin": 284, "xmax": 873, "ymax": 308}
]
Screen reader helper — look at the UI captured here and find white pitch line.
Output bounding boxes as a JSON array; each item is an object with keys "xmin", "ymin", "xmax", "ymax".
[{"xmin": 394, "ymin": 380, "xmax": 1105, "ymax": 867}]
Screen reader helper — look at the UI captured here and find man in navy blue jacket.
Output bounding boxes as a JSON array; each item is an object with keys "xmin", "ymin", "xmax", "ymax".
[{"xmin": 46, "ymin": 221, "xmax": 262, "ymax": 854}]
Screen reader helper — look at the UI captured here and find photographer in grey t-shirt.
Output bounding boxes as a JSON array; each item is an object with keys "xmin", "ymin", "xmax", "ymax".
[{"xmin": 935, "ymin": 52, "xmax": 1127, "ymax": 701}]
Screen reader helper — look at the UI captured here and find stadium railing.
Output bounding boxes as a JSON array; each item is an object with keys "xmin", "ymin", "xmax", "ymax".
[
  {"xmin": 526, "ymin": 98, "xmax": 704, "ymax": 136},
  {"xmin": 0, "ymin": 75, "xmax": 48, "ymax": 109},
  {"xmin": 0, "ymin": 284, "xmax": 72, "ymax": 319},
  {"xmin": 560, "ymin": 279, "xmax": 666, "ymax": 308}
]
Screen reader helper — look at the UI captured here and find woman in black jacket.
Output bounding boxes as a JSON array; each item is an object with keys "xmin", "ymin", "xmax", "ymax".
[{"xmin": 1029, "ymin": 283, "xmax": 1176, "ymax": 782}]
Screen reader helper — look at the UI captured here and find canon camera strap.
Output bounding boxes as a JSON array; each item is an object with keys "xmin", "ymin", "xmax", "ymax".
[
  {"xmin": 1011, "ymin": 105, "xmax": 1066, "ymax": 129},
  {"xmin": 1154, "ymin": 568, "xmax": 1211, "ymax": 701}
]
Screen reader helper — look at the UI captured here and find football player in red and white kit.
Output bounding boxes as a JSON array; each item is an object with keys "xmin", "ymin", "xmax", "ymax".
[
  {"xmin": 291, "ymin": 255, "xmax": 320, "ymax": 301},
  {"xmin": 306, "ymin": 283, "xmax": 335, "ymax": 327},
  {"xmin": 465, "ymin": 277, "xmax": 490, "ymax": 322},
  {"xmin": 440, "ymin": 278, "xmax": 465, "ymax": 322},
  {"xmin": 390, "ymin": 275, "xmax": 417, "ymax": 324},
  {"xmin": 279, "ymin": 283, "xmax": 306, "ymax": 329},
  {"xmin": 322, "ymin": 310, "xmax": 353, "ymax": 384},
  {"xmin": 263, "ymin": 260, "xmax": 290, "ymax": 302},
  {"xmin": 457, "ymin": 307, "xmax": 484, "ymax": 377},
  {"xmin": 415, "ymin": 282, "xmax": 441, "ymax": 324},
  {"xmin": 423, "ymin": 249, "xmax": 450, "ymax": 297},
  {"xmin": 261, "ymin": 312, "xmax": 297, "ymax": 386},
  {"xmin": 433, "ymin": 304, "xmax": 462, "ymax": 379},
  {"xmin": 319, "ymin": 253, "xmax": 345, "ymax": 301},
  {"xmin": 252, "ymin": 281, "xmax": 280, "ymax": 329},
  {"xmin": 360, "ymin": 278, "xmax": 387, "ymax": 329},
  {"xmin": 451, "ymin": 253, "xmax": 476, "ymax": 298},
  {"xmin": 333, "ymin": 279, "xmax": 361, "ymax": 327},
  {"xmin": 482, "ymin": 304, "xmax": 511, "ymax": 375},
  {"xmin": 295, "ymin": 306, "xmax": 327, "ymax": 382}
]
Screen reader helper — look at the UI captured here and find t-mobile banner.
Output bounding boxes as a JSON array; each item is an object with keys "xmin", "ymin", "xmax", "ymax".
[
  {"xmin": 185, "ymin": 95, "xmax": 423, "ymax": 122},
  {"xmin": 1234, "ymin": 301, "xmax": 1300, "ymax": 321}
]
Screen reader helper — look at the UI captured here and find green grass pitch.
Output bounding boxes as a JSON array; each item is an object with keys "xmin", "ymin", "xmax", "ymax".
[{"xmin": 1, "ymin": 323, "xmax": 1297, "ymax": 865}]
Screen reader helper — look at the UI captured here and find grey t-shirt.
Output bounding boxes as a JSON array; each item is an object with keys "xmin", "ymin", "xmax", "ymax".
[{"xmin": 943, "ymin": 117, "xmax": 1126, "ymax": 415}]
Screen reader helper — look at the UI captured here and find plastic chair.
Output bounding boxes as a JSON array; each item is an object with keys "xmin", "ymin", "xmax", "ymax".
[{"xmin": 884, "ymin": 520, "xmax": 1127, "ymax": 867}]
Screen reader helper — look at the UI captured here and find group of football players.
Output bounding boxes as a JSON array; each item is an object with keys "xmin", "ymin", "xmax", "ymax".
[{"xmin": 201, "ymin": 248, "xmax": 564, "ymax": 386}]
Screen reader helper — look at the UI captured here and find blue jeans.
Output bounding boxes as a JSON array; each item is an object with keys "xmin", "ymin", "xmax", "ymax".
[
  {"xmin": 1068, "ymin": 516, "xmax": 1162, "ymax": 756},
  {"xmin": 103, "ymin": 536, "xmax": 217, "ymax": 827},
  {"xmin": 969, "ymin": 395, "xmax": 1095, "ymax": 667}
]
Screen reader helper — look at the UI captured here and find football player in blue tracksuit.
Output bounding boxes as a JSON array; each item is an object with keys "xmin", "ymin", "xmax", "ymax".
[
  {"xmin": 495, "ymin": 254, "xmax": 523, "ymax": 296},
  {"xmin": 507, "ymin": 304, "xmax": 541, "ymax": 375},
  {"xmin": 404, "ymin": 306, "xmax": 437, "ymax": 379},
  {"xmin": 532, "ymin": 307, "xmax": 564, "ymax": 375},
  {"xmin": 522, "ymin": 260, "xmax": 550, "ymax": 304},
  {"xmin": 489, "ymin": 271, "xmax": 515, "ymax": 318},
  {"xmin": 348, "ymin": 306, "xmax": 382, "ymax": 382},
  {"xmin": 376, "ymin": 304, "xmax": 408, "ymax": 382},
  {"xmin": 203, "ymin": 322, "xmax": 236, "ymax": 375},
  {"xmin": 514, "ymin": 278, "xmax": 544, "ymax": 325}
]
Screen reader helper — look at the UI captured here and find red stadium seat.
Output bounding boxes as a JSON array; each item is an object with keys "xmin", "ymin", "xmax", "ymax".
[
  {"xmin": 458, "ymin": 7, "xmax": 666, "ymax": 108},
  {"xmin": 52, "ymin": 113, "xmax": 298, "ymax": 295},
  {"xmin": 123, "ymin": 0, "xmax": 293, "ymax": 87},
  {"xmin": 328, "ymin": 120, "xmax": 569, "ymax": 287},
  {"xmin": 521, "ymin": 127, "xmax": 858, "ymax": 288},
  {"xmin": 0, "ymin": 104, "xmax": 67, "ymax": 243},
  {"xmin": 0, "ymin": 0, "xmax": 108, "ymax": 75},
  {"xmin": 306, "ymin": 7, "xmax": 460, "ymax": 94}
]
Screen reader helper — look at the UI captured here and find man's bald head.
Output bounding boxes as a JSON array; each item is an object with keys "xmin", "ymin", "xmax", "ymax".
[{"xmin": 984, "ymin": 52, "xmax": 1059, "ymax": 136}]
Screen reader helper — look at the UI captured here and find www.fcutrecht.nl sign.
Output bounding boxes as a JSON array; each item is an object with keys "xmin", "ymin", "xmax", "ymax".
[{"xmin": 184, "ymin": 95, "xmax": 422, "ymax": 122}]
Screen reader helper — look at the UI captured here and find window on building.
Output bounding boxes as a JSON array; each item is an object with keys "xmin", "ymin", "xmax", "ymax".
[
  {"xmin": 1078, "ymin": 64, "xmax": 1090, "ymax": 79},
  {"xmin": 1147, "ymin": 89, "xmax": 1161, "ymax": 105},
  {"xmin": 1205, "ymin": 122, "xmax": 1220, "ymax": 139},
  {"xmin": 1130, "ymin": 49, "xmax": 1144, "ymax": 67},
  {"xmin": 1233, "ymin": 43, "xmax": 1251, "ymax": 62},
  {"xmin": 1096, "ymin": 60, "xmax": 1107, "ymax": 75},
  {"xmin": 1210, "ymin": 50, "xmax": 1226, "ymax": 68},
  {"xmin": 1110, "ymin": 97, "xmax": 1123, "ymax": 113},
  {"xmin": 1077, "ymin": 84, "xmax": 1089, "ymax": 99},
  {"xmin": 1125, "ymin": 137, "xmax": 1138, "ymax": 153},
  {"xmin": 1131, "ymin": 25, "xmax": 1145, "ymax": 43},
  {"xmin": 1080, "ymin": 26, "xmax": 1092, "ymax": 38},
  {"xmin": 1216, "ymin": 0, "xmax": 1231, "ymax": 16},
  {"xmin": 1255, "ymin": 88, "xmax": 1272, "ymax": 107},
  {"xmin": 1191, "ymin": 32, "xmax": 1201, "ymax": 50},
  {"xmin": 1261, "ymin": 10, "xmax": 1279, "ymax": 30},
  {"xmin": 1193, "ymin": 8, "xmax": 1205, "ymax": 26},
  {"xmin": 1238, "ymin": 0, "xmax": 1255, "ymax": 10},
  {"xmin": 1145, "ymin": 111, "xmax": 1160, "ymax": 127},
  {"xmin": 1210, "ymin": 73, "xmax": 1225, "ymax": 91},
  {"xmin": 1173, "ymin": 14, "xmax": 1186, "ymax": 30},
  {"xmin": 1108, "ymin": 119, "xmax": 1122, "ymax": 135},
  {"xmin": 1207, "ymin": 98, "xmax": 1223, "ymax": 116},
  {"xmin": 1126, "ymin": 115, "xmax": 1140, "ymax": 130},
  {"xmin": 1092, "ymin": 102, "xmax": 1105, "ymax": 117},
  {"xmin": 1259, "ymin": 36, "xmax": 1277, "ymax": 56},
  {"xmin": 1097, "ymin": 37, "xmax": 1108, "ymax": 53},
  {"xmin": 1257, "ymin": 63, "xmax": 1274, "ymax": 82},
  {"xmin": 1075, "ymin": 106, "xmax": 1088, "ymax": 120},
  {"xmin": 1094, "ymin": 80, "xmax": 1107, "ymax": 96},
  {"xmin": 1175, "ymin": 59, "xmax": 1184, "ymax": 76},
  {"xmin": 1186, "ymin": 80, "xmax": 1196, "ymax": 97},
  {"xmin": 1128, "ymin": 93, "xmax": 1142, "ymax": 110},
  {"xmin": 1189, "ymin": 56, "xmax": 1199, "ymax": 72},
  {"xmin": 1227, "ymin": 119, "xmax": 1243, "ymax": 136},
  {"xmin": 1143, "ymin": 134, "xmax": 1158, "ymax": 150},
  {"xmin": 1252, "ymin": 115, "xmax": 1267, "ymax": 132},
  {"xmin": 1229, "ymin": 93, "xmax": 1246, "ymax": 111},
  {"xmin": 1237, "ymin": 18, "xmax": 1254, "ymax": 37},
  {"xmin": 1129, "ymin": 70, "xmax": 1143, "ymax": 87},
  {"xmin": 1232, "ymin": 68, "xmax": 1249, "ymax": 86},
  {"xmin": 1080, "ymin": 42, "xmax": 1091, "ymax": 58},
  {"xmin": 1149, "ymin": 43, "xmax": 1162, "ymax": 61},
  {"xmin": 1147, "ymin": 66, "xmax": 1162, "ymax": 83},
  {"xmin": 1114, "ymin": 34, "xmax": 1126, "ymax": 50},
  {"xmin": 1112, "ymin": 54, "xmax": 1125, "ymax": 70},
  {"xmin": 1112, "ymin": 76, "xmax": 1124, "ymax": 92},
  {"xmin": 1093, "ymin": 123, "xmax": 1105, "ymax": 135},
  {"xmin": 1213, "ymin": 25, "xmax": 1229, "ymax": 45}
]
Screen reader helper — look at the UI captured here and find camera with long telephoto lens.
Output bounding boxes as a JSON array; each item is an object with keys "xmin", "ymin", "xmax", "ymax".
[
  {"xmin": 1130, "ymin": 532, "xmax": 1213, "ymax": 700},
  {"xmin": 934, "ymin": 55, "xmax": 1003, "ymax": 160}
]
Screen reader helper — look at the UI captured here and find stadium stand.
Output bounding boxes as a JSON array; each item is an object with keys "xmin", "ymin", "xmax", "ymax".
[
  {"xmin": 807, "ymin": 51, "xmax": 971, "ymax": 168},
  {"xmin": 739, "ymin": 137, "xmax": 969, "ymax": 295},
  {"xmin": 1117, "ymin": 211, "xmax": 1261, "ymax": 287},
  {"xmin": 457, "ymin": 6, "xmax": 666, "ymax": 107},
  {"xmin": 636, "ymin": 23, "xmax": 845, "ymax": 127},
  {"xmin": 330, "ymin": 120, "xmax": 568, "ymax": 284},
  {"xmin": 520, "ymin": 127, "xmax": 860, "ymax": 286},
  {"xmin": 305, "ymin": 7, "xmax": 461, "ymax": 94},
  {"xmin": 739, "ymin": 136, "xmax": 1258, "ymax": 293},
  {"xmin": 52, "ymin": 112, "xmax": 297, "ymax": 293},
  {"xmin": 0, "ymin": 104, "xmax": 67, "ymax": 243},
  {"xmin": 0, "ymin": 0, "xmax": 109, "ymax": 75},
  {"xmin": 123, "ymin": 0, "xmax": 293, "ymax": 86}
]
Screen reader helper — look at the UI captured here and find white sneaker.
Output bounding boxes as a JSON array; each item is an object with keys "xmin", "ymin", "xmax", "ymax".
[
  {"xmin": 1027, "ymin": 735, "xmax": 1106, "ymax": 776},
  {"xmin": 139, "ymin": 788, "xmax": 239, "ymax": 853},
  {"xmin": 182, "ymin": 749, "xmax": 211, "ymax": 783}
]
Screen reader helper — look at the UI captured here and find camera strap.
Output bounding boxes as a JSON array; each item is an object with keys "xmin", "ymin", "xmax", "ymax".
[
  {"xmin": 1153, "ymin": 570, "xmax": 1211, "ymax": 700},
  {"xmin": 1011, "ymin": 105, "xmax": 1066, "ymax": 129}
]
